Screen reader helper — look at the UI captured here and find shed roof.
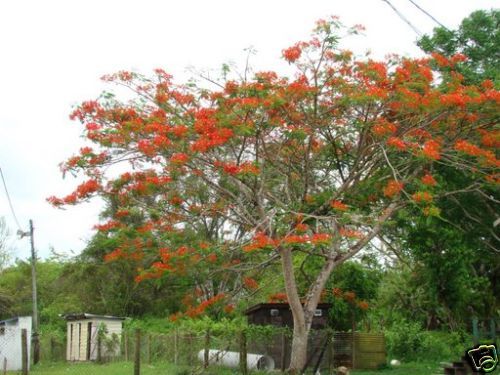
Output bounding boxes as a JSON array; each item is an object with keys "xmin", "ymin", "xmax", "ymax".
[
  {"xmin": 60, "ymin": 313, "xmax": 126, "ymax": 321},
  {"xmin": 244, "ymin": 302, "xmax": 332, "ymax": 315}
]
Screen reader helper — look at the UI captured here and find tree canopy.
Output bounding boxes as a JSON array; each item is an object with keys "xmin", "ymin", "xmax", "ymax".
[{"xmin": 50, "ymin": 17, "xmax": 499, "ymax": 372}]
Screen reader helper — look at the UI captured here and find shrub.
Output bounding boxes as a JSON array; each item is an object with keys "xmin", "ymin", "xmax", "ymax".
[{"xmin": 385, "ymin": 320, "xmax": 469, "ymax": 361}]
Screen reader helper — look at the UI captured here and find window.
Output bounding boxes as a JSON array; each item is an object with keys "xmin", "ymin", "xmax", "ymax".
[
  {"xmin": 314, "ymin": 309, "xmax": 323, "ymax": 317},
  {"xmin": 270, "ymin": 309, "xmax": 279, "ymax": 317}
]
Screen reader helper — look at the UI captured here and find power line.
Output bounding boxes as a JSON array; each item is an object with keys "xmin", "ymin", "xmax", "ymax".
[
  {"xmin": 0, "ymin": 165, "xmax": 23, "ymax": 231},
  {"xmin": 381, "ymin": 0, "xmax": 423, "ymax": 36},
  {"xmin": 406, "ymin": 0, "xmax": 450, "ymax": 31}
]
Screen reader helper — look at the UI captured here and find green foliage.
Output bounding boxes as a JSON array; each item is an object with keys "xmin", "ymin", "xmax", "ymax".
[
  {"xmin": 324, "ymin": 261, "xmax": 382, "ymax": 331},
  {"xmin": 385, "ymin": 320, "xmax": 469, "ymax": 362},
  {"xmin": 418, "ymin": 9, "xmax": 500, "ymax": 85},
  {"xmin": 0, "ymin": 260, "xmax": 72, "ymax": 330}
]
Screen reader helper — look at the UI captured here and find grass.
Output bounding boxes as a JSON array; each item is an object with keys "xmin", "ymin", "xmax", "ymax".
[
  {"xmin": 19, "ymin": 360, "xmax": 499, "ymax": 374},
  {"xmin": 351, "ymin": 361, "xmax": 442, "ymax": 374},
  {"xmin": 25, "ymin": 361, "xmax": 268, "ymax": 374},
  {"xmin": 24, "ymin": 361, "xmax": 179, "ymax": 374}
]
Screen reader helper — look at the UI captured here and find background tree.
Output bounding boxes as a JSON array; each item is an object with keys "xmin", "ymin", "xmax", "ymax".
[
  {"xmin": 50, "ymin": 17, "xmax": 499, "ymax": 372},
  {"xmin": 372, "ymin": 9, "xmax": 500, "ymax": 331},
  {"xmin": 418, "ymin": 9, "xmax": 500, "ymax": 85},
  {"xmin": 0, "ymin": 218, "xmax": 13, "ymax": 315}
]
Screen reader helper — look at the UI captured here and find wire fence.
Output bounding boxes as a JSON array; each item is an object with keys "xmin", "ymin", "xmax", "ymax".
[
  {"xmin": 0, "ymin": 326, "xmax": 30, "ymax": 374},
  {"xmin": 26, "ymin": 327, "xmax": 385, "ymax": 374}
]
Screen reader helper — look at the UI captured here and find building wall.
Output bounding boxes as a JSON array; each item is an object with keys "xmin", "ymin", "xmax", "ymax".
[{"xmin": 66, "ymin": 318, "xmax": 123, "ymax": 361}]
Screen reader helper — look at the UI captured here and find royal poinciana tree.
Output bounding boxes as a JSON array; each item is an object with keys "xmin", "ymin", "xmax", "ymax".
[{"xmin": 50, "ymin": 18, "xmax": 499, "ymax": 372}]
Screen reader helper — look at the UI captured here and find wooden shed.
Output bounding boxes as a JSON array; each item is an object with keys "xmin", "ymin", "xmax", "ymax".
[
  {"xmin": 61, "ymin": 313, "xmax": 125, "ymax": 361},
  {"xmin": 0, "ymin": 316, "xmax": 32, "ymax": 371},
  {"xmin": 245, "ymin": 303, "xmax": 332, "ymax": 330}
]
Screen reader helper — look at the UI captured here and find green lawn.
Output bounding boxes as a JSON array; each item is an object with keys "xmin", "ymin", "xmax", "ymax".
[
  {"xmin": 21, "ymin": 362, "xmax": 184, "ymax": 375},
  {"xmin": 20, "ymin": 360, "xmax": 498, "ymax": 374},
  {"xmin": 351, "ymin": 361, "xmax": 442, "ymax": 374},
  {"xmin": 26, "ymin": 361, "xmax": 264, "ymax": 374}
]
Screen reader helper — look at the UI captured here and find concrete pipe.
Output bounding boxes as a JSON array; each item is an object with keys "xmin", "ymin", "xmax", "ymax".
[{"xmin": 197, "ymin": 349, "xmax": 275, "ymax": 371}]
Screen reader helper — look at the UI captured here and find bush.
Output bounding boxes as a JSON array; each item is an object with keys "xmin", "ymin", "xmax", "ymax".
[{"xmin": 385, "ymin": 320, "xmax": 469, "ymax": 361}]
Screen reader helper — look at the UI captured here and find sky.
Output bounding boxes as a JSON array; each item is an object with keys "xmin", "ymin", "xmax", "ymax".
[{"xmin": 0, "ymin": 0, "xmax": 496, "ymax": 262}]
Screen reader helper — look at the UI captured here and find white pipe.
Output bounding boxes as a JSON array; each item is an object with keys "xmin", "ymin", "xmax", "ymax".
[{"xmin": 197, "ymin": 349, "xmax": 275, "ymax": 371}]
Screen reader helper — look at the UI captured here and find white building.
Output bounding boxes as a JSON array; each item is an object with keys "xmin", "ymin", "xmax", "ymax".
[
  {"xmin": 0, "ymin": 316, "xmax": 32, "ymax": 371},
  {"xmin": 61, "ymin": 313, "xmax": 125, "ymax": 361}
]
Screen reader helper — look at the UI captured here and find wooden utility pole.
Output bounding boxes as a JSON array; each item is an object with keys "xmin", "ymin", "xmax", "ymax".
[
  {"xmin": 19, "ymin": 220, "xmax": 40, "ymax": 365},
  {"xmin": 29, "ymin": 220, "xmax": 40, "ymax": 365}
]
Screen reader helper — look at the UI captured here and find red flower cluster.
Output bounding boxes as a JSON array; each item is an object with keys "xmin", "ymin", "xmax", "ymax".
[
  {"xmin": 268, "ymin": 293, "xmax": 288, "ymax": 303},
  {"xmin": 421, "ymin": 174, "xmax": 437, "ymax": 186},
  {"xmin": 339, "ymin": 228, "xmax": 363, "ymax": 239},
  {"xmin": 243, "ymin": 232, "xmax": 278, "ymax": 252},
  {"xmin": 104, "ymin": 247, "xmax": 143, "ymax": 263},
  {"xmin": 93, "ymin": 220, "xmax": 121, "ymax": 232},
  {"xmin": 372, "ymin": 119, "xmax": 397, "ymax": 137},
  {"xmin": 422, "ymin": 140, "xmax": 441, "ymax": 160},
  {"xmin": 412, "ymin": 191, "xmax": 433, "ymax": 203},
  {"xmin": 184, "ymin": 293, "xmax": 226, "ymax": 318},
  {"xmin": 383, "ymin": 180, "xmax": 404, "ymax": 198},
  {"xmin": 243, "ymin": 277, "xmax": 259, "ymax": 290},
  {"xmin": 294, "ymin": 223, "xmax": 309, "ymax": 233},
  {"xmin": 330, "ymin": 200, "xmax": 348, "ymax": 211},
  {"xmin": 311, "ymin": 233, "xmax": 332, "ymax": 244},
  {"xmin": 47, "ymin": 179, "xmax": 101, "ymax": 206},
  {"xmin": 282, "ymin": 44, "xmax": 302, "ymax": 62},
  {"xmin": 170, "ymin": 153, "xmax": 189, "ymax": 165},
  {"xmin": 387, "ymin": 137, "xmax": 406, "ymax": 151}
]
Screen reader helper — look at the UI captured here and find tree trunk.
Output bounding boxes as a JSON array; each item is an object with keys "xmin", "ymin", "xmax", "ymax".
[
  {"xmin": 280, "ymin": 248, "xmax": 308, "ymax": 373},
  {"xmin": 288, "ymin": 322, "xmax": 310, "ymax": 373}
]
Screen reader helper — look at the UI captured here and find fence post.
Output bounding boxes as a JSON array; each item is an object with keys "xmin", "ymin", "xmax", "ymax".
[
  {"xmin": 489, "ymin": 318, "xmax": 496, "ymax": 343},
  {"xmin": 239, "ymin": 330, "xmax": 248, "ymax": 375},
  {"xmin": 3, "ymin": 357, "xmax": 7, "ymax": 375},
  {"xmin": 280, "ymin": 331, "xmax": 287, "ymax": 371},
  {"xmin": 50, "ymin": 337, "xmax": 56, "ymax": 361},
  {"xmin": 97, "ymin": 332, "xmax": 102, "ymax": 364},
  {"xmin": 352, "ymin": 332, "xmax": 356, "ymax": 369},
  {"xmin": 203, "ymin": 329, "xmax": 210, "ymax": 368},
  {"xmin": 124, "ymin": 331, "xmax": 129, "ymax": 361},
  {"xmin": 147, "ymin": 334, "xmax": 152, "ymax": 364},
  {"xmin": 21, "ymin": 328, "xmax": 28, "ymax": 375},
  {"xmin": 472, "ymin": 317, "xmax": 479, "ymax": 346},
  {"xmin": 187, "ymin": 334, "xmax": 193, "ymax": 364},
  {"xmin": 134, "ymin": 329, "xmax": 141, "ymax": 375},
  {"xmin": 174, "ymin": 330, "xmax": 178, "ymax": 365}
]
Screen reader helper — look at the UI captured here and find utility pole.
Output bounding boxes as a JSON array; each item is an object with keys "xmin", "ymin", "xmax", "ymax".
[
  {"xmin": 29, "ymin": 220, "xmax": 40, "ymax": 364},
  {"xmin": 18, "ymin": 220, "xmax": 40, "ymax": 364}
]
